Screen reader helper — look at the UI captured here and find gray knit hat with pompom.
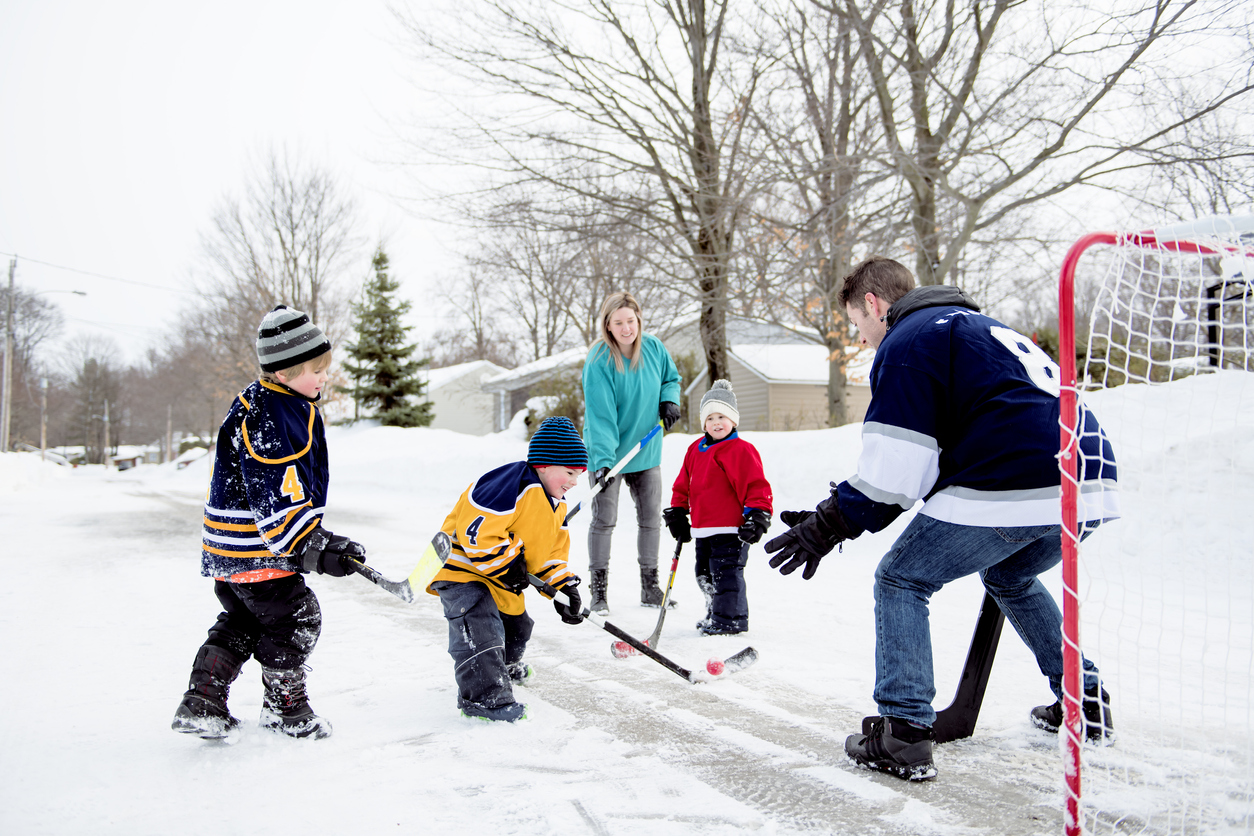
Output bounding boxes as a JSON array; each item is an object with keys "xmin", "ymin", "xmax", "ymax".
[{"xmin": 700, "ymin": 379, "xmax": 739, "ymax": 426}]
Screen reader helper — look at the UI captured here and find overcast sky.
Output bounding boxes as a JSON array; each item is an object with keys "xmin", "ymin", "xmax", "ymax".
[{"xmin": 0, "ymin": 1, "xmax": 457, "ymax": 365}]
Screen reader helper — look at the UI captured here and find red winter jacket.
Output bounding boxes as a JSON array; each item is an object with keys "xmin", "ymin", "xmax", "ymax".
[{"xmin": 671, "ymin": 432, "xmax": 773, "ymax": 537}]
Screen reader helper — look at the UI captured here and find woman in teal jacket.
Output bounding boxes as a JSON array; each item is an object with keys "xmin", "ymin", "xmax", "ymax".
[{"xmin": 582, "ymin": 291, "xmax": 682, "ymax": 614}]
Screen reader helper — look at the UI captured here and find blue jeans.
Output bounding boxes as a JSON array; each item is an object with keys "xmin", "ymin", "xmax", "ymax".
[
  {"xmin": 873, "ymin": 515, "xmax": 1100, "ymax": 727},
  {"xmin": 587, "ymin": 466, "xmax": 662, "ymax": 572}
]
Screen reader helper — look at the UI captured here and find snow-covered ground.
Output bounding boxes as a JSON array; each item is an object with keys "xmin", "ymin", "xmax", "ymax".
[{"xmin": 1, "ymin": 373, "xmax": 1251, "ymax": 835}]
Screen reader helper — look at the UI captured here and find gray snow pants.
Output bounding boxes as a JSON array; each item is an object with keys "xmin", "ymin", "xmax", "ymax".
[{"xmin": 433, "ymin": 580, "xmax": 533, "ymax": 712}]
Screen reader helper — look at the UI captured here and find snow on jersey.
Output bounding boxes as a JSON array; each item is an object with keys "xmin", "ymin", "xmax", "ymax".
[
  {"xmin": 201, "ymin": 379, "xmax": 328, "ymax": 580},
  {"xmin": 836, "ymin": 291, "xmax": 1119, "ymax": 534},
  {"xmin": 428, "ymin": 461, "xmax": 578, "ymax": 616}
]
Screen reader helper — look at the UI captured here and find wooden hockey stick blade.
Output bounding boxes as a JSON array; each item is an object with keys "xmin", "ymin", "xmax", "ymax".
[{"xmin": 348, "ymin": 532, "xmax": 453, "ymax": 605}]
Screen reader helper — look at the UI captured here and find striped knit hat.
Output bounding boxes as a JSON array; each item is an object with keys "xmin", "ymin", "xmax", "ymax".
[
  {"xmin": 700, "ymin": 379, "xmax": 739, "ymax": 426},
  {"xmin": 527, "ymin": 416, "xmax": 588, "ymax": 471},
  {"xmin": 256, "ymin": 305, "xmax": 332, "ymax": 373}
]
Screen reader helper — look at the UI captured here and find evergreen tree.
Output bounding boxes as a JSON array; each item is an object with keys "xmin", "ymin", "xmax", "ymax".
[{"xmin": 342, "ymin": 247, "xmax": 432, "ymax": 427}]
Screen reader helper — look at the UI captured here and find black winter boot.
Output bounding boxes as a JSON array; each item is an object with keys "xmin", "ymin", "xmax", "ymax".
[
  {"xmin": 1031, "ymin": 684, "xmax": 1114, "ymax": 744},
  {"xmin": 639, "ymin": 567, "xmax": 678, "ymax": 608},
  {"xmin": 589, "ymin": 569, "xmax": 610, "ymax": 616},
  {"xmin": 260, "ymin": 665, "xmax": 332, "ymax": 740},
  {"xmin": 845, "ymin": 717, "xmax": 937, "ymax": 781},
  {"xmin": 172, "ymin": 645, "xmax": 246, "ymax": 739}
]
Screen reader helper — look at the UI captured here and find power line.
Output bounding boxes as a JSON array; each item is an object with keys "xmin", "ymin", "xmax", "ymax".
[{"xmin": 0, "ymin": 251, "xmax": 196, "ymax": 295}]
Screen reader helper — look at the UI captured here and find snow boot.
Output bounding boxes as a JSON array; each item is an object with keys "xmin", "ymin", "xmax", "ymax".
[
  {"xmin": 172, "ymin": 644, "xmax": 245, "ymax": 739},
  {"xmin": 507, "ymin": 662, "xmax": 534, "ymax": 686},
  {"xmin": 259, "ymin": 665, "xmax": 332, "ymax": 740},
  {"xmin": 461, "ymin": 701, "xmax": 527, "ymax": 723},
  {"xmin": 639, "ymin": 567, "xmax": 678, "ymax": 609},
  {"xmin": 1031, "ymin": 684, "xmax": 1114, "ymax": 744},
  {"xmin": 845, "ymin": 716, "xmax": 937, "ymax": 781},
  {"xmin": 589, "ymin": 569, "xmax": 610, "ymax": 616}
]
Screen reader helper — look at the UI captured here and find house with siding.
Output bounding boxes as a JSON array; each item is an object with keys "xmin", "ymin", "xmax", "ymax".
[
  {"xmin": 424, "ymin": 360, "xmax": 509, "ymax": 436},
  {"xmin": 658, "ymin": 314, "xmax": 873, "ymax": 430},
  {"xmin": 480, "ymin": 347, "xmax": 587, "ymax": 432}
]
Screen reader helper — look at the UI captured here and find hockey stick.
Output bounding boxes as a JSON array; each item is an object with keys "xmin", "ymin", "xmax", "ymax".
[
  {"xmin": 531, "ymin": 573, "xmax": 757, "ymax": 683},
  {"xmin": 347, "ymin": 531, "xmax": 452, "ymax": 604},
  {"xmin": 610, "ymin": 538, "xmax": 682, "ymax": 658},
  {"xmin": 564, "ymin": 421, "xmax": 663, "ymax": 525},
  {"xmin": 932, "ymin": 590, "xmax": 1005, "ymax": 743},
  {"xmin": 861, "ymin": 591, "xmax": 1005, "ymax": 743}
]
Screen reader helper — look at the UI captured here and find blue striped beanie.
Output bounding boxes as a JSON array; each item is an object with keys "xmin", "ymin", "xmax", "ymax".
[
  {"xmin": 257, "ymin": 305, "xmax": 331, "ymax": 372},
  {"xmin": 527, "ymin": 417, "xmax": 588, "ymax": 470}
]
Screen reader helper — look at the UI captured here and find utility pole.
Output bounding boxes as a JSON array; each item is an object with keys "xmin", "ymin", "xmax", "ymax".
[
  {"xmin": 165, "ymin": 403, "xmax": 173, "ymax": 464},
  {"xmin": 40, "ymin": 377, "xmax": 48, "ymax": 461},
  {"xmin": 1, "ymin": 257, "xmax": 14, "ymax": 454}
]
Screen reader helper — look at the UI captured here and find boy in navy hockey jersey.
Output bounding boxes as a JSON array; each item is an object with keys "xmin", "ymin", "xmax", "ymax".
[
  {"xmin": 427, "ymin": 416, "xmax": 587, "ymax": 722},
  {"xmin": 172, "ymin": 305, "xmax": 365, "ymax": 741},
  {"xmin": 663, "ymin": 380, "xmax": 773, "ymax": 636}
]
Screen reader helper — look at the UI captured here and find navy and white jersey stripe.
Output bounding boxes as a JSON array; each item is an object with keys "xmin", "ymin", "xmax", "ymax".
[{"xmin": 837, "ymin": 293, "xmax": 1118, "ymax": 534}]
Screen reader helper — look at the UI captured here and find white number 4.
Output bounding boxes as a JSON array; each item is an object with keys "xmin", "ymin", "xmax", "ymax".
[{"xmin": 990, "ymin": 326, "xmax": 1060, "ymax": 396}]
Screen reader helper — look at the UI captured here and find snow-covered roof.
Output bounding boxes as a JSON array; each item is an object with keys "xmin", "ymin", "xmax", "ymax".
[
  {"xmin": 730, "ymin": 343, "xmax": 875, "ymax": 385},
  {"xmin": 425, "ymin": 360, "xmax": 508, "ymax": 391},
  {"xmin": 480, "ymin": 346, "xmax": 588, "ymax": 391}
]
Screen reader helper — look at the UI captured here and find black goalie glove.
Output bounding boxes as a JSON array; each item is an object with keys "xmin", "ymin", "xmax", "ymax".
[
  {"xmin": 553, "ymin": 577, "xmax": 584, "ymax": 624},
  {"xmin": 300, "ymin": 526, "xmax": 366, "ymax": 577},
  {"xmin": 763, "ymin": 491, "xmax": 855, "ymax": 580}
]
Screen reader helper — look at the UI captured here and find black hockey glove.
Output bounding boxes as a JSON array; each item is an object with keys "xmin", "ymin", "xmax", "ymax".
[
  {"xmin": 662, "ymin": 506, "xmax": 691, "ymax": 543},
  {"xmin": 764, "ymin": 493, "xmax": 855, "ymax": 580},
  {"xmin": 300, "ymin": 526, "xmax": 366, "ymax": 577},
  {"xmin": 498, "ymin": 553, "xmax": 529, "ymax": 594},
  {"xmin": 737, "ymin": 508, "xmax": 771, "ymax": 544},
  {"xmin": 659, "ymin": 401, "xmax": 681, "ymax": 432},
  {"xmin": 592, "ymin": 467, "xmax": 615, "ymax": 492},
  {"xmin": 553, "ymin": 577, "xmax": 584, "ymax": 624}
]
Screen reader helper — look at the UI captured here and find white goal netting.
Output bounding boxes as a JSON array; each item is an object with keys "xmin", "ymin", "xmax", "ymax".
[{"xmin": 1062, "ymin": 215, "xmax": 1254, "ymax": 835}]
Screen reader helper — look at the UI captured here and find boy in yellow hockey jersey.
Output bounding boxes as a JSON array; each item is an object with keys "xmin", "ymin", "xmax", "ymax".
[{"xmin": 428, "ymin": 416, "xmax": 587, "ymax": 722}]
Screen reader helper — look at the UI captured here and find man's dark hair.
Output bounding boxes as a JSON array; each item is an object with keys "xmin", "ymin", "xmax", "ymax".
[{"xmin": 838, "ymin": 257, "xmax": 916, "ymax": 313}]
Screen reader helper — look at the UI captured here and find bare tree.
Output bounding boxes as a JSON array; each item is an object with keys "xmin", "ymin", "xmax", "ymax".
[
  {"xmin": 843, "ymin": 0, "xmax": 1254, "ymax": 286},
  {"xmin": 188, "ymin": 148, "xmax": 364, "ymax": 405},
  {"xmin": 396, "ymin": 0, "xmax": 767, "ymax": 384}
]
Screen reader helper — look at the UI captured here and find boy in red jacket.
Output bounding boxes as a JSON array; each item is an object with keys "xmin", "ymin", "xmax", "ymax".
[{"xmin": 663, "ymin": 380, "xmax": 773, "ymax": 635}]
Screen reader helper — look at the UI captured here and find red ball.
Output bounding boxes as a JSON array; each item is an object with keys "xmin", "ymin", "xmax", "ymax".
[{"xmin": 706, "ymin": 657, "xmax": 725, "ymax": 676}]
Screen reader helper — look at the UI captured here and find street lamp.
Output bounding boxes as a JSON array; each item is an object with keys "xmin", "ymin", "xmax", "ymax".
[{"xmin": 1, "ymin": 268, "xmax": 87, "ymax": 453}]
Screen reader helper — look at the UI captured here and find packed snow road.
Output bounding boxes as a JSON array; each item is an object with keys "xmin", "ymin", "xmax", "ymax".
[{"xmin": 2, "ymin": 454, "xmax": 1070, "ymax": 835}]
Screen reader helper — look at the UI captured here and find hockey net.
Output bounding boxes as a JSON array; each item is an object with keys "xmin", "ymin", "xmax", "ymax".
[{"xmin": 1058, "ymin": 215, "xmax": 1254, "ymax": 835}]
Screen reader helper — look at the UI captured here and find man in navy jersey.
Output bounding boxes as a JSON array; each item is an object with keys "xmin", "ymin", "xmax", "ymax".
[{"xmin": 765, "ymin": 257, "xmax": 1118, "ymax": 781}]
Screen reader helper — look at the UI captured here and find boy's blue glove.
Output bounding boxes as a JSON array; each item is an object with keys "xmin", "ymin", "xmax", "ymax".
[
  {"xmin": 553, "ymin": 577, "xmax": 584, "ymax": 624},
  {"xmin": 300, "ymin": 526, "xmax": 366, "ymax": 577},
  {"xmin": 662, "ymin": 507, "xmax": 691, "ymax": 543},
  {"xmin": 737, "ymin": 508, "xmax": 771, "ymax": 544}
]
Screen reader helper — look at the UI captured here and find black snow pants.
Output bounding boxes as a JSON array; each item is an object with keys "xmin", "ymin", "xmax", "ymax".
[
  {"xmin": 202, "ymin": 574, "xmax": 322, "ymax": 670},
  {"xmin": 695, "ymin": 534, "xmax": 749, "ymax": 632},
  {"xmin": 433, "ymin": 580, "xmax": 533, "ymax": 711}
]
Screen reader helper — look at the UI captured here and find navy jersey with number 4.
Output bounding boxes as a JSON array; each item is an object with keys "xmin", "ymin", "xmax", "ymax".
[{"xmin": 836, "ymin": 287, "xmax": 1118, "ymax": 535}]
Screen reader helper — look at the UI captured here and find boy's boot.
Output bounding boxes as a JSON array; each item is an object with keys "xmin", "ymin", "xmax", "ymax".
[
  {"xmin": 845, "ymin": 717, "xmax": 937, "ymax": 781},
  {"xmin": 589, "ymin": 569, "xmax": 610, "ymax": 616},
  {"xmin": 1031, "ymin": 683, "xmax": 1114, "ymax": 744},
  {"xmin": 259, "ymin": 665, "xmax": 332, "ymax": 740},
  {"xmin": 172, "ymin": 645, "xmax": 246, "ymax": 739},
  {"xmin": 639, "ymin": 567, "xmax": 678, "ymax": 608}
]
